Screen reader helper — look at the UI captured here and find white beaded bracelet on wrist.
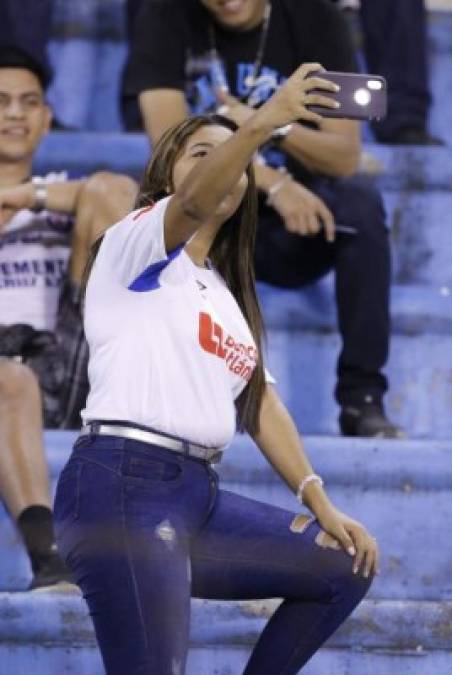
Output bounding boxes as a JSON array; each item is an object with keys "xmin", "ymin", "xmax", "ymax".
[
  {"xmin": 265, "ymin": 168, "xmax": 292, "ymax": 206},
  {"xmin": 296, "ymin": 474, "xmax": 324, "ymax": 505}
]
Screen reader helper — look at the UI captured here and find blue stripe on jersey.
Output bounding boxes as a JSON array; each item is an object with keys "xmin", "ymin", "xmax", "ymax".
[{"xmin": 128, "ymin": 245, "xmax": 184, "ymax": 292}]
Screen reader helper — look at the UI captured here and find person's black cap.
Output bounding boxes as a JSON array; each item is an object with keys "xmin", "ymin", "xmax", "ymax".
[{"xmin": 0, "ymin": 45, "xmax": 52, "ymax": 90}]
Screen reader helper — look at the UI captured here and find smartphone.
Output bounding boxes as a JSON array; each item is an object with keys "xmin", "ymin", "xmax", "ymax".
[{"xmin": 308, "ymin": 71, "xmax": 387, "ymax": 121}]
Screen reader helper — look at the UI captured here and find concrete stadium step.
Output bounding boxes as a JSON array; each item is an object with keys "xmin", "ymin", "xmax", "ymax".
[
  {"xmin": 34, "ymin": 135, "xmax": 452, "ymax": 289},
  {"xmin": 0, "ymin": 591, "xmax": 450, "ymax": 675},
  {"xmin": 387, "ymin": 189, "xmax": 452, "ymax": 287},
  {"xmin": 34, "ymin": 133, "xmax": 452, "ymax": 190},
  {"xmin": 259, "ymin": 282, "xmax": 452, "ymax": 438},
  {"xmin": 1, "ymin": 432, "xmax": 451, "ymax": 602}
]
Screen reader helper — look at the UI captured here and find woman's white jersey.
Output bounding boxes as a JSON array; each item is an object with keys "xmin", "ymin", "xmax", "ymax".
[{"xmin": 82, "ymin": 197, "xmax": 262, "ymax": 448}]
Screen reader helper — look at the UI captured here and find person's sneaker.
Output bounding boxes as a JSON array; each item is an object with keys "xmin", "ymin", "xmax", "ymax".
[
  {"xmin": 339, "ymin": 400, "xmax": 406, "ymax": 439},
  {"xmin": 29, "ymin": 546, "xmax": 75, "ymax": 592}
]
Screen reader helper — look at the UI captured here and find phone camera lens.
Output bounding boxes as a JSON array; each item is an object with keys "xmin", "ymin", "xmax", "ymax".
[{"xmin": 354, "ymin": 88, "xmax": 371, "ymax": 106}]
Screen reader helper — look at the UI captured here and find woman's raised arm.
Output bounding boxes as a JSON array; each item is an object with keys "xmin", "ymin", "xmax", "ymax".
[{"xmin": 164, "ymin": 63, "xmax": 340, "ymax": 251}]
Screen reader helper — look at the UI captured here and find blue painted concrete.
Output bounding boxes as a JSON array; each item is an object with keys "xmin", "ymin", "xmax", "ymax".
[
  {"xmin": 258, "ymin": 282, "xmax": 452, "ymax": 333},
  {"xmin": 428, "ymin": 12, "xmax": 452, "ymax": 144},
  {"xmin": 265, "ymin": 325, "xmax": 452, "ymax": 438},
  {"xmin": 387, "ymin": 191, "xmax": 452, "ymax": 286},
  {"xmin": 1, "ymin": 433, "xmax": 451, "ymax": 601},
  {"xmin": 0, "ymin": 593, "xmax": 450, "ymax": 675},
  {"xmin": 33, "ymin": 133, "xmax": 452, "ymax": 289},
  {"xmin": 47, "ymin": 41, "xmax": 127, "ymax": 132},
  {"xmin": 261, "ymin": 282, "xmax": 452, "ymax": 438},
  {"xmin": 33, "ymin": 133, "xmax": 452, "ymax": 189}
]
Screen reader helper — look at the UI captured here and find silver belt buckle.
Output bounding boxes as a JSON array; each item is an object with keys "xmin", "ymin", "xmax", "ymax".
[{"xmin": 186, "ymin": 442, "xmax": 222, "ymax": 464}]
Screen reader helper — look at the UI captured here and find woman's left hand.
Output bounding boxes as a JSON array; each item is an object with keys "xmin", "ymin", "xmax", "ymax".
[{"xmin": 316, "ymin": 504, "xmax": 380, "ymax": 578}]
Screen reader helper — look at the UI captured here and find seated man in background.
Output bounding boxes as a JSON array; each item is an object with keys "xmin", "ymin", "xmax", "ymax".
[
  {"xmin": 123, "ymin": 0, "xmax": 403, "ymax": 438},
  {"xmin": 0, "ymin": 46, "xmax": 137, "ymax": 589}
]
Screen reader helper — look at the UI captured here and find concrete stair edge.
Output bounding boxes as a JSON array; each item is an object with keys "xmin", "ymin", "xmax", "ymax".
[
  {"xmin": 43, "ymin": 432, "xmax": 452, "ymax": 491},
  {"xmin": 258, "ymin": 282, "xmax": 452, "ymax": 333},
  {"xmin": 33, "ymin": 134, "xmax": 452, "ymax": 190},
  {"xmin": 0, "ymin": 593, "xmax": 451, "ymax": 652}
]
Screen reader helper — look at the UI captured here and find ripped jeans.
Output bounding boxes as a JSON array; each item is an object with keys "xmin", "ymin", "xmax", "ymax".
[{"xmin": 54, "ymin": 434, "xmax": 372, "ymax": 675}]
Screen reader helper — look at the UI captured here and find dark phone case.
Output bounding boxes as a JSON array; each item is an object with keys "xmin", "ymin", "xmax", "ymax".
[{"xmin": 308, "ymin": 72, "xmax": 387, "ymax": 121}]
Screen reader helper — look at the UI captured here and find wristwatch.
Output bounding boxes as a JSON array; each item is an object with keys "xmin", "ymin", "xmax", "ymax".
[
  {"xmin": 272, "ymin": 123, "xmax": 293, "ymax": 141},
  {"xmin": 31, "ymin": 176, "xmax": 47, "ymax": 212}
]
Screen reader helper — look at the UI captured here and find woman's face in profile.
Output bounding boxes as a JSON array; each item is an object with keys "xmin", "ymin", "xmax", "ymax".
[{"xmin": 171, "ymin": 124, "xmax": 248, "ymax": 223}]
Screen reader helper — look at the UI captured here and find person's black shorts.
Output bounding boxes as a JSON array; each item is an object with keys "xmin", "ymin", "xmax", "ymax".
[{"xmin": 0, "ymin": 278, "xmax": 89, "ymax": 430}]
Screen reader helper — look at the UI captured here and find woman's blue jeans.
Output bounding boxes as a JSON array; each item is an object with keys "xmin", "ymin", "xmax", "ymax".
[{"xmin": 54, "ymin": 435, "xmax": 372, "ymax": 675}]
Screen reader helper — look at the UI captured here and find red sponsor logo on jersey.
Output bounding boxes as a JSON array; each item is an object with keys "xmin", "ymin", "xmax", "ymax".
[{"xmin": 198, "ymin": 312, "xmax": 257, "ymax": 382}]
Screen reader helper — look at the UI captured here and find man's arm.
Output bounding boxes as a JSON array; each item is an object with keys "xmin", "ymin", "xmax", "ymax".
[
  {"xmin": 0, "ymin": 175, "xmax": 138, "ymax": 287},
  {"xmin": 277, "ymin": 117, "xmax": 361, "ymax": 177},
  {"xmin": 0, "ymin": 180, "xmax": 85, "ymax": 227},
  {"xmin": 139, "ymin": 89, "xmax": 189, "ymax": 145}
]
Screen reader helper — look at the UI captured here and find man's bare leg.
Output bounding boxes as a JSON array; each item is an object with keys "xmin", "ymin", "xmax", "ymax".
[
  {"xmin": 0, "ymin": 360, "xmax": 50, "ymax": 517},
  {"xmin": 0, "ymin": 360, "xmax": 70, "ymax": 588}
]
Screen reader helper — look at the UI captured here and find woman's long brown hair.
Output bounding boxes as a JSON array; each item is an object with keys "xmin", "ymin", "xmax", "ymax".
[{"xmin": 83, "ymin": 115, "xmax": 266, "ymax": 436}]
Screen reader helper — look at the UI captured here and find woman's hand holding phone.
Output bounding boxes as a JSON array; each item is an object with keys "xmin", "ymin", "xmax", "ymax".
[{"xmin": 255, "ymin": 62, "xmax": 341, "ymax": 131}]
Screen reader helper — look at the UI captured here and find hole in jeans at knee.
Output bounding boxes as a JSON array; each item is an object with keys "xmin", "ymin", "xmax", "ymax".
[
  {"xmin": 315, "ymin": 529, "xmax": 341, "ymax": 551},
  {"xmin": 289, "ymin": 514, "xmax": 314, "ymax": 534},
  {"xmin": 290, "ymin": 515, "xmax": 341, "ymax": 551}
]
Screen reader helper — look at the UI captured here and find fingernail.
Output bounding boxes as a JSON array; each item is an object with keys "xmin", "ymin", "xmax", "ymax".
[
  {"xmin": 364, "ymin": 571, "xmax": 369, "ymax": 578},
  {"xmin": 348, "ymin": 546, "xmax": 356, "ymax": 556},
  {"xmin": 334, "ymin": 101, "xmax": 340, "ymax": 108},
  {"xmin": 335, "ymin": 85, "xmax": 341, "ymax": 91},
  {"xmin": 353, "ymin": 566, "xmax": 357, "ymax": 574}
]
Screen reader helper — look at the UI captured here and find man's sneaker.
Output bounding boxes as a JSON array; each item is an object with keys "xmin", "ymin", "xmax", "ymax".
[
  {"xmin": 29, "ymin": 547, "xmax": 75, "ymax": 592},
  {"xmin": 339, "ymin": 400, "xmax": 405, "ymax": 439}
]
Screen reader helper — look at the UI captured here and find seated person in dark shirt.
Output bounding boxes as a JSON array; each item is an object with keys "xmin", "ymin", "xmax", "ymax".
[
  {"xmin": 0, "ymin": 46, "xmax": 137, "ymax": 589},
  {"xmin": 123, "ymin": 0, "xmax": 403, "ymax": 438}
]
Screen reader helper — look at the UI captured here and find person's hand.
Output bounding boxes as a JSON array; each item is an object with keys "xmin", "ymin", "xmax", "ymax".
[
  {"xmin": 0, "ymin": 183, "xmax": 36, "ymax": 226},
  {"xmin": 315, "ymin": 503, "xmax": 379, "ymax": 578},
  {"xmin": 216, "ymin": 91, "xmax": 254, "ymax": 127},
  {"xmin": 257, "ymin": 62, "xmax": 340, "ymax": 130},
  {"xmin": 269, "ymin": 176, "xmax": 336, "ymax": 243}
]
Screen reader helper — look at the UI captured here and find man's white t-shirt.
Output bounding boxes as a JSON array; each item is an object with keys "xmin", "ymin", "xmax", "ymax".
[
  {"xmin": 0, "ymin": 172, "xmax": 72, "ymax": 331},
  {"xmin": 82, "ymin": 197, "xmax": 263, "ymax": 448}
]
